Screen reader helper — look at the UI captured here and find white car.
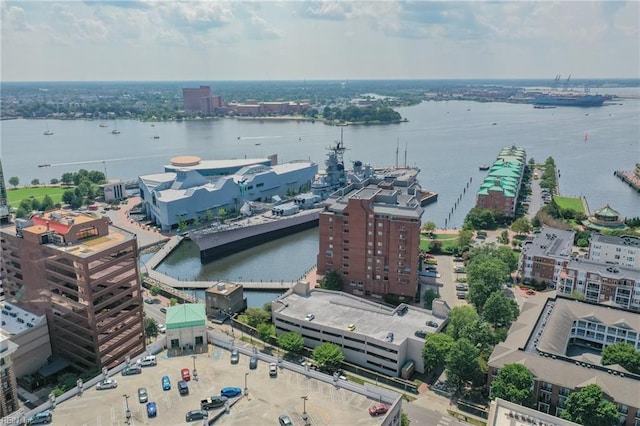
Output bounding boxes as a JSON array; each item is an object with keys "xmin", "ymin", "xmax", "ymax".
[
  {"xmin": 96, "ymin": 378, "xmax": 118, "ymax": 390},
  {"xmin": 157, "ymin": 324, "xmax": 166, "ymax": 333}
]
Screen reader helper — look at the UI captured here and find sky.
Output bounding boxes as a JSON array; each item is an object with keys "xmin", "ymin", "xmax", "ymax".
[{"xmin": 1, "ymin": 0, "xmax": 639, "ymax": 82}]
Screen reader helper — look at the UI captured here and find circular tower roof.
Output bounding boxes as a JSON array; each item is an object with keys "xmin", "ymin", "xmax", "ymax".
[{"xmin": 170, "ymin": 156, "xmax": 201, "ymax": 167}]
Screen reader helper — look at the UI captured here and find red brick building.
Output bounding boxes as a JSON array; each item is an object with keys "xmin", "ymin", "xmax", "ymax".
[{"xmin": 317, "ymin": 175, "xmax": 423, "ymax": 299}]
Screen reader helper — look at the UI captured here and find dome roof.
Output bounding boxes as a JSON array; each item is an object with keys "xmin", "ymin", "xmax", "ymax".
[
  {"xmin": 594, "ymin": 204, "xmax": 620, "ymax": 219},
  {"xmin": 170, "ymin": 156, "xmax": 201, "ymax": 167}
]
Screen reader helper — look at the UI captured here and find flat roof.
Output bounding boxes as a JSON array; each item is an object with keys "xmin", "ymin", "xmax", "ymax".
[
  {"xmin": 164, "ymin": 157, "xmax": 270, "ymax": 172},
  {"xmin": 521, "ymin": 226, "xmax": 575, "ymax": 259},
  {"xmin": 488, "ymin": 398, "xmax": 581, "ymax": 426},
  {"xmin": 277, "ymin": 289, "xmax": 446, "ymax": 344},
  {"xmin": 0, "ymin": 302, "xmax": 46, "ymax": 335}
]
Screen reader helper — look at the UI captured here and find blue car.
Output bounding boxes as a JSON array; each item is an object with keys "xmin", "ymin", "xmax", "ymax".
[
  {"xmin": 161, "ymin": 376, "xmax": 171, "ymax": 391},
  {"xmin": 220, "ymin": 386, "xmax": 242, "ymax": 398},
  {"xmin": 146, "ymin": 402, "xmax": 157, "ymax": 418}
]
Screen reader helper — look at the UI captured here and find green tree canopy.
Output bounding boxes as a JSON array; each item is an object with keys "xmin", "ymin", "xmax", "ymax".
[
  {"xmin": 257, "ymin": 323, "xmax": 275, "ymax": 343},
  {"xmin": 511, "ymin": 217, "xmax": 532, "ymax": 235},
  {"xmin": 560, "ymin": 384, "xmax": 619, "ymax": 426},
  {"xmin": 320, "ymin": 271, "xmax": 343, "ymax": 291},
  {"xmin": 601, "ymin": 343, "xmax": 640, "ymax": 374},
  {"xmin": 244, "ymin": 307, "xmax": 272, "ymax": 328},
  {"xmin": 312, "ymin": 342, "xmax": 344, "ymax": 372},
  {"xmin": 421, "ymin": 221, "xmax": 436, "ymax": 234},
  {"xmin": 466, "ymin": 256, "xmax": 510, "ymax": 311},
  {"xmin": 144, "ymin": 317, "xmax": 159, "ymax": 339},
  {"xmin": 483, "ymin": 291, "xmax": 520, "ymax": 329},
  {"xmin": 9, "ymin": 176, "xmax": 19, "ymax": 188},
  {"xmin": 277, "ymin": 332, "xmax": 305, "ymax": 354},
  {"xmin": 458, "ymin": 319, "xmax": 496, "ymax": 353},
  {"xmin": 447, "ymin": 305, "xmax": 479, "ymax": 341},
  {"xmin": 445, "ymin": 338, "xmax": 479, "ymax": 389},
  {"xmin": 489, "ymin": 363, "xmax": 535, "ymax": 407},
  {"xmin": 422, "ymin": 332, "xmax": 455, "ymax": 374}
]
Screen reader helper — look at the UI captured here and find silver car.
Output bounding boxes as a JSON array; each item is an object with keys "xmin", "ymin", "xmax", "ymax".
[
  {"xmin": 96, "ymin": 378, "xmax": 118, "ymax": 390},
  {"xmin": 138, "ymin": 387, "xmax": 148, "ymax": 403}
]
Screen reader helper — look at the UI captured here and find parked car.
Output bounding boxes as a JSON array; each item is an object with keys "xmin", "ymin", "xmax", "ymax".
[
  {"xmin": 455, "ymin": 283, "xmax": 469, "ymax": 291},
  {"xmin": 269, "ymin": 362, "xmax": 278, "ymax": 377},
  {"xmin": 220, "ymin": 386, "xmax": 243, "ymax": 398},
  {"xmin": 138, "ymin": 387, "xmax": 148, "ymax": 403},
  {"xmin": 122, "ymin": 365, "xmax": 142, "ymax": 376},
  {"xmin": 426, "ymin": 320, "xmax": 439, "ymax": 328},
  {"xmin": 385, "ymin": 332, "xmax": 394, "ymax": 342},
  {"xmin": 230, "ymin": 348, "xmax": 239, "ymax": 364},
  {"xmin": 160, "ymin": 307, "xmax": 167, "ymax": 314},
  {"xmin": 369, "ymin": 403, "xmax": 390, "ymax": 416},
  {"xmin": 146, "ymin": 402, "xmax": 157, "ymax": 418},
  {"xmin": 144, "ymin": 298, "xmax": 154, "ymax": 304},
  {"xmin": 185, "ymin": 410, "xmax": 208, "ymax": 422},
  {"xmin": 249, "ymin": 356, "xmax": 258, "ymax": 370},
  {"xmin": 157, "ymin": 324, "xmax": 166, "ymax": 333},
  {"xmin": 414, "ymin": 330, "xmax": 428, "ymax": 339},
  {"xmin": 139, "ymin": 355, "xmax": 157, "ymax": 367},
  {"xmin": 181, "ymin": 368, "xmax": 191, "ymax": 381},
  {"xmin": 456, "ymin": 291, "xmax": 467, "ymax": 299},
  {"xmin": 305, "ymin": 313, "xmax": 315, "ymax": 321},
  {"xmin": 96, "ymin": 378, "xmax": 118, "ymax": 390},
  {"xmin": 161, "ymin": 375, "xmax": 171, "ymax": 391},
  {"xmin": 200, "ymin": 395, "xmax": 228, "ymax": 410},
  {"xmin": 278, "ymin": 415, "xmax": 294, "ymax": 426},
  {"xmin": 178, "ymin": 380, "xmax": 189, "ymax": 395},
  {"xmin": 453, "ymin": 256, "xmax": 464, "ymax": 262},
  {"xmin": 27, "ymin": 411, "xmax": 52, "ymax": 425}
]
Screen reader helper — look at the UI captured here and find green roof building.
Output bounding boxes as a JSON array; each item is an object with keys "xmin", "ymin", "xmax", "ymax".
[
  {"xmin": 476, "ymin": 146, "xmax": 526, "ymax": 218},
  {"xmin": 165, "ymin": 304, "xmax": 207, "ymax": 355}
]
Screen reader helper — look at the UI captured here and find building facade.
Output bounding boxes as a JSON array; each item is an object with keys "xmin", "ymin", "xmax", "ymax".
[
  {"xmin": 0, "ymin": 335, "xmax": 18, "ymax": 419},
  {"xmin": 588, "ymin": 234, "xmax": 640, "ymax": 270},
  {"xmin": 519, "ymin": 227, "xmax": 575, "ymax": 285},
  {"xmin": 316, "ymin": 174, "xmax": 424, "ymax": 298},
  {"xmin": 0, "ymin": 210, "xmax": 145, "ymax": 372},
  {"xmin": 165, "ymin": 304, "xmax": 207, "ymax": 354},
  {"xmin": 557, "ymin": 260, "xmax": 640, "ymax": 311},
  {"xmin": 182, "ymin": 85, "xmax": 221, "ymax": 114},
  {"xmin": 204, "ymin": 282, "xmax": 245, "ymax": 318},
  {"xmin": 488, "ymin": 296, "xmax": 640, "ymax": 425},
  {"xmin": 476, "ymin": 146, "xmax": 526, "ymax": 218}
]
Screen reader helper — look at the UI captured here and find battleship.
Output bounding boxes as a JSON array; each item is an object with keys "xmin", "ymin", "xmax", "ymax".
[
  {"xmin": 192, "ymin": 133, "xmax": 437, "ymax": 264},
  {"xmin": 533, "ymin": 93, "xmax": 608, "ymax": 107}
]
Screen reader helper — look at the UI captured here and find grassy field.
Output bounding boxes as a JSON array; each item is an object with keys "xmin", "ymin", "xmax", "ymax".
[
  {"xmin": 420, "ymin": 233, "xmax": 459, "ymax": 252},
  {"xmin": 6, "ymin": 186, "xmax": 70, "ymax": 207},
  {"xmin": 554, "ymin": 196, "xmax": 585, "ymax": 214}
]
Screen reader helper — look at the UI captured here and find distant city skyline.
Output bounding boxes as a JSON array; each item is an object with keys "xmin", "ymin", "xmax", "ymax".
[{"xmin": 1, "ymin": 1, "xmax": 639, "ymax": 82}]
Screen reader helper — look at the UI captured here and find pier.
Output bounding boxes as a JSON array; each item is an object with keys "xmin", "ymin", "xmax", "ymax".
[{"xmin": 614, "ymin": 167, "xmax": 640, "ymax": 193}]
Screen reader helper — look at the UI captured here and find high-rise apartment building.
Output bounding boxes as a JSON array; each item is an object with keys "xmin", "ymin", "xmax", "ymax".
[
  {"xmin": 317, "ymin": 172, "xmax": 423, "ymax": 298},
  {"xmin": 182, "ymin": 85, "xmax": 221, "ymax": 114},
  {"xmin": 0, "ymin": 158, "xmax": 9, "ymax": 225},
  {"xmin": 476, "ymin": 146, "xmax": 526, "ymax": 218},
  {"xmin": 0, "ymin": 210, "xmax": 145, "ymax": 372},
  {"xmin": 0, "ymin": 335, "xmax": 19, "ymax": 418}
]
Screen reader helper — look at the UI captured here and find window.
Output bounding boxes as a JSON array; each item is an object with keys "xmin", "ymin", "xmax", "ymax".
[{"xmin": 256, "ymin": 183, "xmax": 264, "ymax": 188}]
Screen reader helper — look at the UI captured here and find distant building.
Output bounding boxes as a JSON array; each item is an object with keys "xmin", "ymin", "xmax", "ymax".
[
  {"xmin": 476, "ymin": 146, "xmax": 526, "ymax": 218},
  {"xmin": 182, "ymin": 85, "xmax": 222, "ymax": 115},
  {"xmin": 138, "ymin": 156, "xmax": 317, "ymax": 231},
  {"xmin": 0, "ymin": 210, "xmax": 145, "ymax": 372},
  {"xmin": 588, "ymin": 233, "xmax": 640, "ymax": 269},
  {"xmin": 227, "ymin": 101, "xmax": 310, "ymax": 116},
  {"xmin": 316, "ymin": 169, "xmax": 424, "ymax": 298},
  {"xmin": 165, "ymin": 304, "xmax": 207, "ymax": 354},
  {"xmin": 519, "ymin": 227, "xmax": 575, "ymax": 285},
  {"xmin": 557, "ymin": 259, "xmax": 640, "ymax": 311},
  {"xmin": 487, "ymin": 296, "xmax": 640, "ymax": 424},
  {"xmin": 0, "ymin": 158, "xmax": 9, "ymax": 225},
  {"xmin": 205, "ymin": 282, "xmax": 245, "ymax": 318},
  {"xmin": 272, "ymin": 283, "xmax": 449, "ymax": 377}
]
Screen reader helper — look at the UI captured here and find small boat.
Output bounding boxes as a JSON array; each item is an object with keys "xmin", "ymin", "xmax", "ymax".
[
  {"xmin": 479, "ymin": 165, "xmax": 490, "ymax": 171},
  {"xmin": 44, "ymin": 130, "xmax": 54, "ymax": 136},
  {"xmin": 584, "ymin": 132, "xmax": 589, "ymax": 142},
  {"xmin": 38, "ymin": 163, "xmax": 51, "ymax": 168},
  {"xmin": 99, "ymin": 122, "xmax": 108, "ymax": 127},
  {"xmin": 153, "ymin": 135, "xmax": 160, "ymax": 139},
  {"xmin": 255, "ymin": 143, "xmax": 261, "ymax": 146},
  {"xmin": 111, "ymin": 129, "xmax": 121, "ymax": 134},
  {"xmin": 492, "ymin": 122, "xmax": 497, "ymax": 126}
]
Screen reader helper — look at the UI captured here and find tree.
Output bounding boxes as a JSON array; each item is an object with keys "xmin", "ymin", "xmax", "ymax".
[
  {"xmin": 31, "ymin": 178, "xmax": 40, "ymax": 186},
  {"xmin": 277, "ymin": 331, "xmax": 305, "ymax": 354},
  {"xmin": 483, "ymin": 291, "xmax": 519, "ymax": 329},
  {"xmin": 50, "ymin": 178, "xmax": 59, "ymax": 185},
  {"xmin": 312, "ymin": 342, "xmax": 344, "ymax": 372},
  {"xmin": 561, "ymin": 384, "xmax": 619, "ymax": 426},
  {"xmin": 9, "ymin": 176, "xmax": 19, "ymax": 188},
  {"xmin": 466, "ymin": 256, "xmax": 510, "ymax": 311},
  {"xmin": 499, "ymin": 229, "xmax": 510, "ymax": 245},
  {"xmin": 490, "ymin": 363, "xmax": 535, "ymax": 407},
  {"xmin": 447, "ymin": 305, "xmax": 479, "ymax": 340},
  {"xmin": 458, "ymin": 319, "xmax": 496, "ymax": 353},
  {"xmin": 150, "ymin": 285, "xmax": 161, "ymax": 296},
  {"xmin": 61, "ymin": 172, "xmax": 74, "ymax": 185},
  {"xmin": 422, "ymin": 333, "xmax": 454, "ymax": 374},
  {"xmin": 445, "ymin": 338, "xmax": 479, "ymax": 389},
  {"xmin": 457, "ymin": 229, "xmax": 473, "ymax": 251},
  {"xmin": 257, "ymin": 323, "xmax": 275, "ymax": 343},
  {"xmin": 244, "ymin": 307, "xmax": 272, "ymax": 328},
  {"xmin": 169, "ymin": 298, "xmax": 178, "ymax": 306},
  {"xmin": 41, "ymin": 194, "xmax": 55, "ymax": 211},
  {"xmin": 421, "ymin": 221, "xmax": 436, "ymax": 235},
  {"xmin": 601, "ymin": 343, "xmax": 640, "ymax": 374},
  {"xmin": 144, "ymin": 317, "xmax": 159, "ymax": 340},
  {"xmin": 422, "ymin": 289, "xmax": 438, "ymax": 310},
  {"xmin": 511, "ymin": 217, "xmax": 532, "ymax": 235},
  {"xmin": 319, "ymin": 271, "xmax": 343, "ymax": 291},
  {"xmin": 401, "ymin": 412, "xmax": 410, "ymax": 426}
]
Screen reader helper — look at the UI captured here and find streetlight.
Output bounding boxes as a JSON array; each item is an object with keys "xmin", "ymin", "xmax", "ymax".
[
  {"xmin": 301, "ymin": 395, "xmax": 309, "ymax": 425},
  {"xmin": 244, "ymin": 372, "xmax": 249, "ymax": 396},
  {"xmin": 122, "ymin": 394, "xmax": 131, "ymax": 424},
  {"xmin": 192, "ymin": 355, "xmax": 198, "ymax": 381}
]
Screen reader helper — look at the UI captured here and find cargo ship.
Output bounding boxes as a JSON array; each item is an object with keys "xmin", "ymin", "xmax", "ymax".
[
  {"xmin": 533, "ymin": 93, "xmax": 608, "ymax": 107},
  {"xmin": 192, "ymin": 206, "xmax": 322, "ymax": 264}
]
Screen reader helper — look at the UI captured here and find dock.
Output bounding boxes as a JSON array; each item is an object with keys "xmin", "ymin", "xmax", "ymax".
[{"xmin": 614, "ymin": 167, "xmax": 640, "ymax": 192}]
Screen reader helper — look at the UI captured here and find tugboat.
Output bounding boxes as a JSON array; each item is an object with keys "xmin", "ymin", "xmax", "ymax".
[{"xmin": 479, "ymin": 165, "xmax": 490, "ymax": 171}]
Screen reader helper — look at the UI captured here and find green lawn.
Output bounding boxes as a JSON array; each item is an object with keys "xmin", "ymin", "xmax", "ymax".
[
  {"xmin": 6, "ymin": 186, "xmax": 70, "ymax": 207},
  {"xmin": 553, "ymin": 196, "xmax": 585, "ymax": 214},
  {"xmin": 421, "ymin": 233, "xmax": 459, "ymax": 252}
]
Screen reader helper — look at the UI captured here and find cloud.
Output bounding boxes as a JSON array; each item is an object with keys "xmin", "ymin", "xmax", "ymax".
[{"xmin": 299, "ymin": 0, "xmax": 352, "ymax": 20}]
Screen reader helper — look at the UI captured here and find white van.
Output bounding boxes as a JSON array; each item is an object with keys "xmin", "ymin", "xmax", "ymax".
[{"xmin": 138, "ymin": 355, "xmax": 157, "ymax": 367}]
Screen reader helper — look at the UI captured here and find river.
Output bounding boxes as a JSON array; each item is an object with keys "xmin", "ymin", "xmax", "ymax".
[{"xmin": 3, "ymin": 94, "xmax": 639, "ymax": 305}]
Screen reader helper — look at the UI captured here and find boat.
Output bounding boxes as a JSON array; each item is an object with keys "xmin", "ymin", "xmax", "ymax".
[
  {"xmin": 99, "ymin": 121, "xmax": 108, "ymax": 127},
  {"xmin": 38, "ymin": 163, "xmax": 51, "ymax": 168},
  {"xmin": 192, "ymin": 207, "xmax": 322, "ymax": 264},
  {"xmin": 419, "ymin": 190, "xmax": 438, "ymax": 206},
  {"xmin": 44, "ymin": 122, "xmax": 53, "ymax": 135},
  {"xmin": 533, "ymin": 93, "xmax": 608, "ymax": 107},
  {"xmin": 111, "ymin": 120, "xmax": 120, "ymax": 134},
  {"xmin": 533, "ymin": 105, "xmax": 556, "ymax": 109},
  {"xmin": 584, "ymin": 132, "xmax": 589, "ymax": 142},
  {"xmin": 479, "ymin": 165, "xmax": 490, "ymax": 171},
  {"xmin": 153, "ymin": 135, "xmax": 160, "ymax": 139}
]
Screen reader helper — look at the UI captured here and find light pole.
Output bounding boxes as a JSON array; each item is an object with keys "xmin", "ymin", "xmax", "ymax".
[
  {"xmin": 301, "ymin": 395, "xmax": 309, "ymax": 425},
  {"xmin": 192, "ymin": 355, "xmax": 198, "ymax": 381},
  {"xmin": 123, "ymin": 394, "xmax": 131, "ymax": 424},
  {"xmin": 244, "ymin": 372, "xmax": 249, "ymax": 396}
]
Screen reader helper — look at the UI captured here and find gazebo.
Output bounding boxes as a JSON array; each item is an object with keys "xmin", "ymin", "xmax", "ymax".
[{"xmin": 582, "ymin": 204, "xmax": 627, "ymax": 231}]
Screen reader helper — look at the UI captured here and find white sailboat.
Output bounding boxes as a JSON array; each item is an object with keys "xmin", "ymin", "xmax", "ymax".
[
  {"xmin": 111, "ymin": 120, "xmax": 121, "ymax": 134},
  {"xmin": 44, "ymin": 122, "xmax": 54, "ymax": 136}
]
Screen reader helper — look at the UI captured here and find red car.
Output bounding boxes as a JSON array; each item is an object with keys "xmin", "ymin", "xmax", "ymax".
[
  {"xmin": 369, "ymin": 403, "xmax": 390, "ymax": 416},
  {"xmin": 181, "ymin": 368, "xmax": 191, "ymax": 381}
]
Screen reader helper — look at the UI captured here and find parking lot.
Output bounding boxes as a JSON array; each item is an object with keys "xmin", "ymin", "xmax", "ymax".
[{"xmin": 49, "ymin": 347, "xmax": 388, "ymax": 426}]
